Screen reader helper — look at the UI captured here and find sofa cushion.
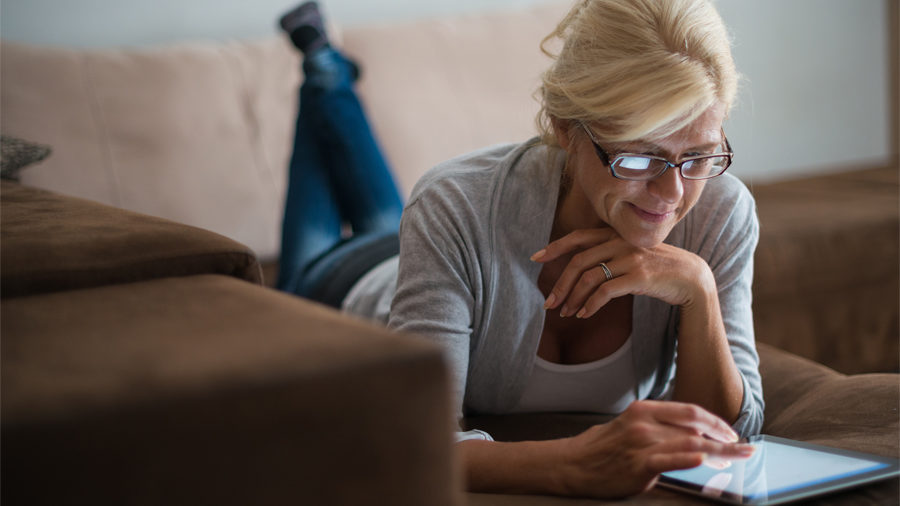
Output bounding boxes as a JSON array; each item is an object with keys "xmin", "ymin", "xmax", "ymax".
[
  {"xmin": 751, "ymin": 166, "xmax": 900, "ymax": 373},
  {"xmin": 2, "ymin": 274, "xmax": 460, "ymax": 506},
  {"xmin": 1, "ymin": 181, "xmax": 262, "ymax": 297},
  {"xmin": 341, "ymin": 2, "xmax": 570, "ymax": 196},
  {"xmin": 0, "ymin": 38, "xmax": 301, "ymax": 262},
  {"xmin": 758, "ymin": 343, "xmax": 900, "ymax": 457}
]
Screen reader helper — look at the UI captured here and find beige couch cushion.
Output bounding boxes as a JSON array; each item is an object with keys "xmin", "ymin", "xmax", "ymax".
[
  {"xmin": 0, "ymin": 38, "xmax": 301, "ymax": 262},
  {"xmin": 341, "ymin": 1, "xmax": 570, "ymax": 195}
]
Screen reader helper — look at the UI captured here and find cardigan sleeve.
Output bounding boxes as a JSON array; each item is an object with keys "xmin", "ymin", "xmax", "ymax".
[
  {"xmin": 690, "ymin": 175, "xmax": 764, "ymax": 437},
  {"xmin": 387, "ymin": 181, "xmax": 484, "ymax": 426}
]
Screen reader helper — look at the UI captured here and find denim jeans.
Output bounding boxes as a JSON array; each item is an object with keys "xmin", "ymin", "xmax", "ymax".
[{"xmin": 277, "ymin": 48, "xmax": 403, "ymax": 300}]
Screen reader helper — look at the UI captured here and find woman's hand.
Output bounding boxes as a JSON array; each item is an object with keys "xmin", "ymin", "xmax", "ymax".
[
  {"xmin": 557, "ymin": 400, "xmax": 753, "ymax": 497},
  {"xmin": 531, "ymin": 226, "xmax": 746, "ymax": 426},
  {"xmin": 461, "ymin": 400, "xmax": 754, "ymax": 499},
  {"xmin": 531, "ymin": 227, "xmax": 714, "ymax": 318}
]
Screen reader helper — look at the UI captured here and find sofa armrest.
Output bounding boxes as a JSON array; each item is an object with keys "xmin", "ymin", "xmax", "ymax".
[
  {"xmin": 1, "ymin": 181, "xmax": 262, "ymax": 297},
  {"xmin": 2, "ymin": 275, "xmax": 460, "ymax": 505}
]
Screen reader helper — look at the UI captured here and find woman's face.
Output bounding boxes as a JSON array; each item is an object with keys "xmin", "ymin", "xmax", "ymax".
[{"xmin": 555, "ymin": 103, "xmax": 727, "ymax": 248}]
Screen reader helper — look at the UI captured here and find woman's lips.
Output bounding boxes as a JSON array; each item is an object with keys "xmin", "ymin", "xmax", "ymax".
[{"xmin": 629, "ymin": 203, "xmax": 675, "ymax": 223}]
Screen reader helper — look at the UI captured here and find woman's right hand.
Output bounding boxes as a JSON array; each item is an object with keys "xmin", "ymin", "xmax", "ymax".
[{"xmin": 555, "ymin": 400, "xmax": 754, "ymax": 498}]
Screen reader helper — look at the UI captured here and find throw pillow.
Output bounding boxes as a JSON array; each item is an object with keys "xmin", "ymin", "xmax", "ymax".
[{"xmin": 1, "ymin": 135, "xmax": 52, "ymax": 181}]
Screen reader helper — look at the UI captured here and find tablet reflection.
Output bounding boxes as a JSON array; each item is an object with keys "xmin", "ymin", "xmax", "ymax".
[{"xmin": 695, "ymin": 442, "xmax": 768, "ymax": 502}]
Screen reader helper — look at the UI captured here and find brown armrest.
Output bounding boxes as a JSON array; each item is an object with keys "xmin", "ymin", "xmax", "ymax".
[
  {"xmin": 1, "ymin": 181, "xmax": 262, "ymax": 297},
  {"xmin": 2, "ymin": 275, "xmax": 460, "ymax": 505}
]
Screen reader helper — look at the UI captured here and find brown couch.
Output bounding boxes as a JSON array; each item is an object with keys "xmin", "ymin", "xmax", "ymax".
[
  {"xmin": 751, "ymin": 166, "xmax": 899, "ymax": 374},
  {"xmin": 3, "ymin": 179, "xmax": 898, "ymax": 505},
  {"xmin": 1, "ymin": 181, "xmax": 462, "ymax": 506}
]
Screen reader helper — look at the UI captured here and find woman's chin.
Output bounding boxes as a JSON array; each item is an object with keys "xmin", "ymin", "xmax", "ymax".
[{"xmin": 616, "ymin": 223, "xmax": 671, "ymax": 249}]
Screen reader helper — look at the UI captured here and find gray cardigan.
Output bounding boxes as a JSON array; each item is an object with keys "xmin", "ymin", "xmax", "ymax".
[{"xmin": 344, "ymin": 139, "xmax": 764, "ymax": 437}]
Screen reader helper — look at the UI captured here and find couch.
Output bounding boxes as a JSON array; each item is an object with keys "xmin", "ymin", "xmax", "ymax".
[
  {"xmin": 1, "ymin": 181, "xmax": 462, "ymax": 506},
  {"xmin": 2, "ymin": 1, "xmax": 898, "ymax": 504}
]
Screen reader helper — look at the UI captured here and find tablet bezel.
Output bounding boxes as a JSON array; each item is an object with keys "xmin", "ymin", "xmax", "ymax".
[{"xmin": 657, "ymin": 435, "xmax": 900, "ymax": 505}]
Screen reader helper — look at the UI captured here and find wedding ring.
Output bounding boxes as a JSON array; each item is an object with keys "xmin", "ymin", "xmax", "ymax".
[{"xmin": 599, "ymin": 262, "xmax": 613, "ymax": 281}]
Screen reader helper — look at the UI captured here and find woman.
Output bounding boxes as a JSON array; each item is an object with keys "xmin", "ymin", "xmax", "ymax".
[{"xmin": 279, "ymin": 0, "xmax": 762, "ymax": 498}]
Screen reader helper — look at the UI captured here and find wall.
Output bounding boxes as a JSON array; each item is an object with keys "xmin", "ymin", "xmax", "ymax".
[{"xmin": 0, "ymin": 0, "xmax": 894, "ymax": 183}]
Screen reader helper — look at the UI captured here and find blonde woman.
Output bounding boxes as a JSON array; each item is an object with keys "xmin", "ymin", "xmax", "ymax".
[{"xmin": 280, "ymin": 0, "xmax": 763, "ymax": 498}]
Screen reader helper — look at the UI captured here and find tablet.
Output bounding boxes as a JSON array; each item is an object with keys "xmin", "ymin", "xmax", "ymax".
[{"xmin": 658, "ymin": 435, "xmax": 899, "ymax": 505}]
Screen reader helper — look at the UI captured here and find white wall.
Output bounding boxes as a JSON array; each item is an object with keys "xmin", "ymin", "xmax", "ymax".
[
  {"xmin": 0, "ymin": 0, "xmax": 893, "ymax": 183},
  {"xmin": 718, "ymin": 0, "xmax": 892, "ymax": 184},
  {"xmin": 0, "ymin": 0, "xmax": 551, "ymax": 47}
]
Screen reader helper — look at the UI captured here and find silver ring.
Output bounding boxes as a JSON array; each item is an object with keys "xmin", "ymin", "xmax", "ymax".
[{"xmin": 598, "ymin": 262, "xmax": 613, "ymax": 281}]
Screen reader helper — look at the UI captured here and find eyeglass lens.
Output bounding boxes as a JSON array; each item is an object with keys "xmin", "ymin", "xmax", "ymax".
[{"xmin": 612, "ymin": 155, "xmax": 730, "ymax": 180}]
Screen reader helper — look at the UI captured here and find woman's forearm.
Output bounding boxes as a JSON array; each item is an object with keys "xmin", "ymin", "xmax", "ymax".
[
  {"xmin": 458, "ymin": 439, "xmax": 570, "ymax": 495},
  {"xmin": 673, "ymin": 266, "xmax": 745, "ymax": 423}
]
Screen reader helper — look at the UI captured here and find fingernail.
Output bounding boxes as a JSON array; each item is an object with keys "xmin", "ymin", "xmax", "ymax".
[
  {"xmin": 737, "ymin": 444, "xmax": 755, "ymax": 454},
  {"xmin": 560, "ymin": 305, "xmax": 570, "ymax": 318},
  {"xmin": 544, "ymin": 293, "xmax": 557, "ymax": 309},
  {"xmin": 728, "ymin": 429, "xmax": 740, "ymax": 443},
  {"xmin": 530, "ymin": 249, "xmax": 546, "ymax": 261},
  {"xmin": 576, "ymin": 308, "xmax": 587, "ymax": 319}
]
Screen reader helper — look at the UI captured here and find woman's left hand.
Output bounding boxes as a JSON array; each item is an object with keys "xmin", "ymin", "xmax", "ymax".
[{"xmin": 531, "ymin": 227, "xmax": 716, "ymax": 318}]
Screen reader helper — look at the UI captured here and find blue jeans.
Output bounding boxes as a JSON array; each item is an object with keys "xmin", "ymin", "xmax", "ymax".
[{"xmin": 277, "ymin": 48, "xmax": 403, "ymax": 301}]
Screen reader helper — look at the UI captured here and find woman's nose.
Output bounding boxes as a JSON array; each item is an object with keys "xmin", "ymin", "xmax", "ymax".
[{"xmin": 647, "ymin": 166, "xmax": 684, "ymax": 204}]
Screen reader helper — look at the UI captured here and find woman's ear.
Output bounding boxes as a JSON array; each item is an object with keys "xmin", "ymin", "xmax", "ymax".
[{"xmin": 551, "ymin": 117, "xmax": 574, "ymax": 151}]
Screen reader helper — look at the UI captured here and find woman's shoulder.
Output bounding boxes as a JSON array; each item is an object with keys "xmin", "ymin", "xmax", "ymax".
[
  {"xmin": 700, "ymin": 172, "xmax": 755, "ymax": 207},
  {"xmin": 406, "ymin": 139, "xmax": 545, "ymax": 206},
  {"xmin": 690, "ymin": 173, "xmax": 757, "ymax": 226},
  {"xmin": 677, "ymin": 172, "xmax": 758, "ymax": 257}
]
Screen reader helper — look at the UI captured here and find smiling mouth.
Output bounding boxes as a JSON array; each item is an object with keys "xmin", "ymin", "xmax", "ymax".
[{"xmin": 629, "ymin": 203, "xmax": 675, "ymax": 223}]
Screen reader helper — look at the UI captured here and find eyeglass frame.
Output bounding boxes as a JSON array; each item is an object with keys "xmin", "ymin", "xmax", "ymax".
[{"xmin": 578, "ymin": 122, "xmax": 734, "ymax": 181}]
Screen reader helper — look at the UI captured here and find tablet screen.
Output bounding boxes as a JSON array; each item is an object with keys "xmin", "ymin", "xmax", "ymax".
[{"xmin": 659, "ymin": 435, "xmax": 899, "ymax": 505}]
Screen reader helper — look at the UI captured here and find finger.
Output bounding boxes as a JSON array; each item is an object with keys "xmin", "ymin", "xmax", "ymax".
[
  {"xmin": 645, "ymin": 452, "xmax": 706, "ymax": 475},
  {"xmin": 577, "ymin": 274, "xmax": 632, "ymax": 318},
  {"xmin": 629, "ymin": 401, "xmax": 740, "ymax": 443},
  {"xmin": 652, "ymin": 435, "xmax": 755, "ymax": 458},
  {"xmin": 562, "ymin": 264, "xmax": 615, "ymax": 317},
  {"xmin": 530, "ymin": 228, "xmax": 616, "ymax": 263},
  {"xmin": 549, "ymin": 245, "xmax": 618, "ymax": 314}
]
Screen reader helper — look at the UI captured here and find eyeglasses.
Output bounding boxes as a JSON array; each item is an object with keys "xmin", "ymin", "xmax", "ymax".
[{"xmin": 579, "ymin": 122, "xmax": 733, "ymax": 181}]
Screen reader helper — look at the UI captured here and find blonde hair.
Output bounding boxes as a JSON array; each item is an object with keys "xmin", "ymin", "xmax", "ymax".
[{"xmin": 537, "ymin": 0, "xmax": 738, "ymax": 147}]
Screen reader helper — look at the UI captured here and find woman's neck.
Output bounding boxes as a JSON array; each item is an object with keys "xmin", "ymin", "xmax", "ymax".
[{"xmin": 552, "ymin": 180, "xmax": 607, "ymax": 240}]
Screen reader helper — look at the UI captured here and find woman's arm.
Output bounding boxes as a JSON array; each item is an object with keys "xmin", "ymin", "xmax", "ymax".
[
  {"xmin": 460, "ymin": 400, "xmax": 753, "ymax": 498},
  {"xmin": 667, "ymin": 254, "xmax": 744, "ymax": 423}
]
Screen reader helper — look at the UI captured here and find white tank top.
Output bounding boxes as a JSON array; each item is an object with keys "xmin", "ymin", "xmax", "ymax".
[{"xmin": 511, "ymin": 336, "xmax": 638, "ymax": 414}]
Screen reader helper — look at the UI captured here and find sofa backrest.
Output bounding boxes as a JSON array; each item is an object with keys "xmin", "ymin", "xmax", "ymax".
[
  {"xmin": 342, "ymin": 1, "xmax": 569, "ymax": 195},
  {"xmin": 1, "ymin": 38, "xmax": 301, "ymax": 262},
  {"xmin": 0, "ymin": 1, "xmax": 569, "ymax": 262}
]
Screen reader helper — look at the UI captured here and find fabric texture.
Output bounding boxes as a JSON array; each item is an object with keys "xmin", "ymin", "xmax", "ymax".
[
  {"xmin": 751, "ymin": 166, "xmax": 899, "ymax": 374},
  {"xmin": 510, "ymin": 337, "xmax": 637, "ymax": 414},
  {"xmin": 2, "ymin": 274, "xmax": 460, "ymax": 506},
  {"xmin": 0, "ymin": 181, "xmax": 262, "ymax": 297},
  {"xmin": 345, "ymin": 139, "xmax": 763, "ymax": 437},
  {"xmin": 0, "ymin": 39, "xmax": 300, "ymax": 262},
  {"xmin": 0, "ymin": 135, "xmax": 52, "ymax": 181},
  {"xmin": 341, "ymin": 2, "xmax": 571, "ymax": 197}
]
